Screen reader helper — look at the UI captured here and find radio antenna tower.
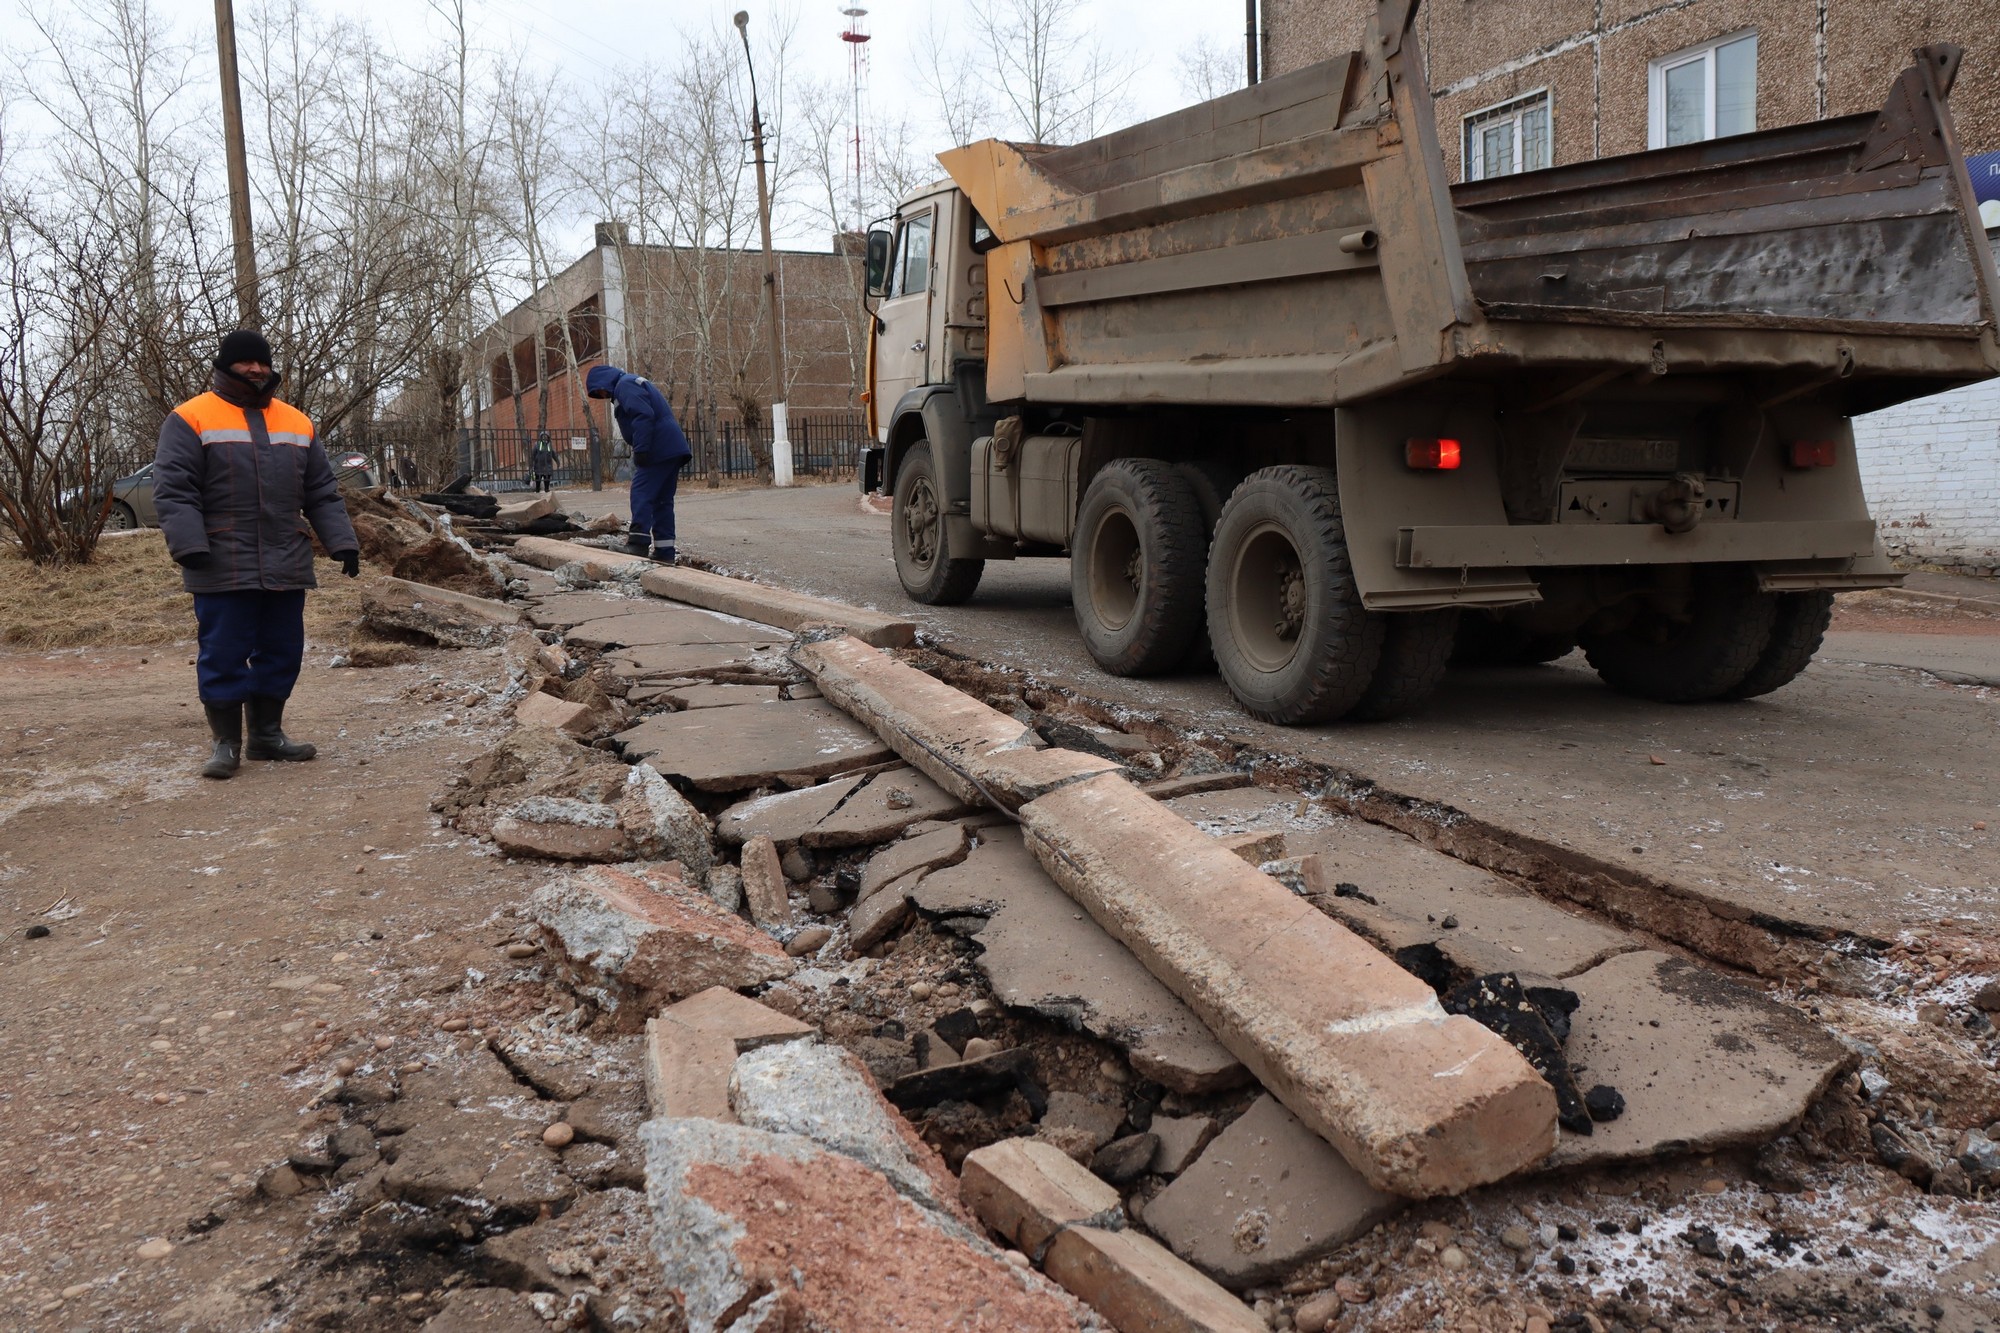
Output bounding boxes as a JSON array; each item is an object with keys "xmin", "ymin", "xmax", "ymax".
[{"xmin": 839, "ymin": 6, "xmax": 871, "ymax": 229}]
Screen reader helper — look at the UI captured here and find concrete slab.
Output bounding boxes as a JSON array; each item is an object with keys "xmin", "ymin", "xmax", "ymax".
[
  {"xmin": 803, "ymin": 766, "xmax": 977, "ymax": 846},
  {"xmin": 716, "ymin": 776, "xmax": 867, "ymax": 846},
  {"xmin": 514, "ymin": 691, "xmax": 595, "ymax": 737},
  {"xmin": 1140, "ymin": 772, "xmax": 1255, "ymax": 800},
  {"xmin": 912, "ymin": 830, "xmax": 1245, "ymax": 1095},
  {"xmin": 740, "ymin": 835, "xmax": 794, "ymax": 928},
  {"xmin": 859, "ymin": 825, "xmax": 970, "ymax": 901},
  {"xmin": 1169, "ymin": 788, "xmax": 1637, "ymax": 981},
  {"xmin": 604, "ymin": 640, "xmax": 790, "ymax": 680},
  {"xmin": 655, "ymin": 683, "xmax": 787, "ymax": 710},
  {"xmin": 638, "ymin": 564, "xmax": 917, "ymax": 649},
  {"xmin": 1148, "ymin": 1116, "xmax": 1219, "ymax": 1176},
  {"xmin": 362, "ymin": 576, "xmax": 526, "ymax": 647},
  {"xmin": 1025, "ymin": 773, "xmax": 1558, "ymax": 1199},
  {"xmin": 961, "ymin": 1138, "xmax": 1122, "ymax": 1255},
  {"xmin": 849, "ymin": 875, "xmax": 917, "ymax": 950},
  {"xmin": 567, "ymin": 607, "xmax": 783, "ymax": 651},
  {"xmin": 643, "ymin": 1017, "xmax": 740, "ymax": 1120},
  {"xmin": 662, "ymin": 987, "xmax": 815, "ymax": 1050},
  {"xmin": 1546, "ymin": 950, "xmax": 1856, "ymax": 1170},
  {"xmin": 615, "ymin": 700, "xmax": 894, "ymax": 791},
  {"xmin": 1142, "ymin": 1095, "xmax": 1404, "ymax": 1289},
  {"xmin": 525, "ymin": 592, "xmax": 649, "ymax": 629},
  {"xmin": 1043, "ymin": 1227, "xmax": 1265, "ymax": 1333}
]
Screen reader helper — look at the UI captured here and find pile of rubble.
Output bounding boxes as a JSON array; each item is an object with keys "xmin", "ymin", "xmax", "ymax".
[{"xmin": 279, "ymin": 524, "xmax": 1998, "ymax": 1332}]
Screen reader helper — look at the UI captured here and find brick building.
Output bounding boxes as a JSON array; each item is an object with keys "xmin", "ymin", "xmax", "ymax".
[
  {"xmin": 1266, "ymin": 0, "xmax": 2000, "ymax": 568},
  {"xmin": 467, "ymin": 223, "xmax": 866, "ymax": 469}
]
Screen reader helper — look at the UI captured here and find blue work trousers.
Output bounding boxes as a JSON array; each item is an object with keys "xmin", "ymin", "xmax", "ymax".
[
  {"xmin": 193, "ymin": 590, "xmax": 307, "ymax": 704},
  {"xmin": 629, "ymin": 460, "xmax": 683, "ymax": 558}
]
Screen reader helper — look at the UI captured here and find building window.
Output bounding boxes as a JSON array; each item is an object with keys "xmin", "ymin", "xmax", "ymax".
[
  {"xmin": 1650, "ymin": 32, "xmax": 1756, "ymax": 149},
  {"xmin": 1463, "ymin": 91, "xmax": 1551, "ymax": 181}
]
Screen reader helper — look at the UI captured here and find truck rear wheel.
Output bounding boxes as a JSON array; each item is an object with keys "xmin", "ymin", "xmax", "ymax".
[
  {"xmin": 1721, "ymin": 591, "xmax": 1835, "ymax": 699},
  {"xmin": 1071, "ymin": 459, "xmax": 1207, "ymax": 675},
  {"xmin": 1347, "ymin": 610, "xmax": 1460, "ymax": 721},
  {"xmin": 893, "ymin": 441, "xmax": 984, "ymax": 605},
  {"xmin": 1581, "ymin": 566, "xmax": 1776, "ymax": 703},
  {"xmin": 1206, "ymin": 465, "xmax": 1383, "ymax": 724}
]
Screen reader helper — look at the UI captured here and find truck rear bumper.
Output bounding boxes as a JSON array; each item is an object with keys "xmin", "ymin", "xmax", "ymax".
[{"xmin": 1396, "ymin": 519, "xmax": 1877, "ymax": 569}]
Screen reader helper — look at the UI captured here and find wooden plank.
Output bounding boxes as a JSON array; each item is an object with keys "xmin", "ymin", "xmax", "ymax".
[{"xmin": 1036, "ymin": 230, "xmax": 1378, "ymax": 308}]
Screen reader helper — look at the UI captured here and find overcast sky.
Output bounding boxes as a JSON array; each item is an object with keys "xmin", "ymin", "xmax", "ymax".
[{"xmin": 1, "ymin": 0, "xmax": 1247, "ymax": 250}]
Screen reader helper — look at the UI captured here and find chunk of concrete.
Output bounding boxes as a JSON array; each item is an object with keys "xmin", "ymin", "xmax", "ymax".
[
  {"xmin": 730, "ymin": 1041, "xmax": 964, "ymax": 1218},
  {"xmin": 615, "ymin": 699, "xmax": 894, "ymax": 792},
  {"xmin": 532, "ymin": 865, "xmax": 792, "ymax": 1017},
  {"xmin": 860, "ymin": 825, "xmax": 970, "ymax": 901},
  {"xmin": 604, "ymin": 640, "xmax": 790, "ymax": 680},
  {"xmin": 639, "ymin": 564, "xmax": 917, "ymax": 649},
  {"xmin": 1170, "ymin": 789, "xmax": 1638, "ymax": 982},
  {"xmin": 913, "ymin": 830, "xmax": 1245, "ymax": 1095},
  {"xmin": 639, "ymin": 1119, "xmax": 1088, "ymax": 1333},
  {"xmin": 1024, "ymin": 773, "xmax": 1557, "ymax": 1199},
  {"xmin": 491, "ymin": 797, "xmax": 631, "ymax": 863},
  {"xmin": 1149, "ymin": 1116, "xmax": 1219, "ymax": 1177},
  {"xmin": 614, "ymin": 763, "xmax": 715, "ymax": 880},
  {"xmin": 739, "ymin": 835, "xmax": 794, "ymax": 928},
  {"xmin": 1043, "ymin": 1226, "xmax": 1265, "ymax": 1333},
  {"xmin": 567, "ymin": 607, "xmax": 782, "ymax": 652},
  {"xmin": 716, "ymin": 775, "xmax": 867, "ymax": 846},
  {"xmin": 1545, "ymin": 950, "xmax": 1856, "ymax": 1170},
  {"xmin": 1140, "ymin": 772, "xmax": 1254, "ymax": 800},
  {"xmin": 1041, "ymin": 1091, "xmax": 1127, "ymax": 1155},
  {"xmin": 514, "ymin": 690, "xmax": 595, "ymax": 737},
  {"xmin": 804, "ymin": 766, "xmax": 976, "ymax": 846},
  {"xmin": 791, "ymin": 635, "xmax": 1121, "ymax": 809},
  {"xmin": 961, "ymin": 1138, "xmax": 1122, "ymax": 1256},
  {"xmin": 361, "ymin": 576, "xmax": 525, "ymax": 647},
  {"xmin": 656, "ymin": 682, "xmax": 786, "ymax": 710},
  {"xmin": 494, "ymin": 493, "xmax": 557, "ymax": 526},
  {"xmin": 1143, "ymin": 1096, "xmax": 1405, "ymax": 1289},
  {"xmin": 524, "ymin": 591, "xmax": 645, "ymax": 629},
  {"xmin": 849, "ymin": 874, "xmax": 917, "ymax": 950},
  {"xmin": 644, "ymin": 990, "xmax": 813, "ymax": 1121}
]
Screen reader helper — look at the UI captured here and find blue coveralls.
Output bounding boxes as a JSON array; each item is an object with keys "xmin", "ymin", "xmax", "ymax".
[{"xmin": 585, "ymin": 365, "xmax": 693, "ymax": 559}]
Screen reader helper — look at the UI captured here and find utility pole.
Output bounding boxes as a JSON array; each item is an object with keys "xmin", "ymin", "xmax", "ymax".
[
  {"xmin": 1245, "ymin": 0, "xmax": 1260, "ymax": 85},
  {"xmin": 214, "ymin": 0, "xmax": 260, "ymax": 326},
  {"xmin": 735, "ymin": 10, "xmax": 793, "ymax": 487}
]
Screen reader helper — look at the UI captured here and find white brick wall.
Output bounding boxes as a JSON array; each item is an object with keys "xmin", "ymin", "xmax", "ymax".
[{"xmin": 1853, "ymin": 374, "xmax": 2000, "ymax": 570}]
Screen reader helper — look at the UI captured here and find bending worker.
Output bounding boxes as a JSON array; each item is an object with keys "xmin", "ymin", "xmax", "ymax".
[
  {"xmin": 153, "ymin": 329, "xmax": 361, "ymax": 780},
  {"xmin": 585, "ymin": 364, "xmax": 691, "ymax": 563}
]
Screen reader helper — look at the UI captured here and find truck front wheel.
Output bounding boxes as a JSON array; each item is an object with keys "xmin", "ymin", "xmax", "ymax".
[
  {"xmin": 892, "ymin": 441, "xmax": 984, "ymax": 605},
  {"xmin": 1071, "ymin": 459, "xmax": 1207, "ymax": 675},
  {"xmin": 1206, "ymin": 465, "xmax": 1384, "ymax": 724},
  {"xmin": 1580, "ymin": 565, "xmax": 1776, "ymax": 703}
]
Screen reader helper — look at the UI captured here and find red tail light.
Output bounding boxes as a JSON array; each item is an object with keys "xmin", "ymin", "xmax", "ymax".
[
  {"xmin": 1787, "ymin": 440, "xmax": 1837, "ymax": 469},
  {"xmin": 1406, "ymin": 438, "xmax": 1462, "ymax": 470}
]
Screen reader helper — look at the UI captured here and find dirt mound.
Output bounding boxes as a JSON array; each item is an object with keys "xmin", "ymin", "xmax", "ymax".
[{"xmin": 334, "ymin": 488, "xmax": 506, "ymax": 598}]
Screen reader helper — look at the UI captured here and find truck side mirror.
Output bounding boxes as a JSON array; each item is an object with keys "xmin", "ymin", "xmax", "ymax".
[{"xmin": 864, "ymin": 228, "xmax": 893, "ymax": 296}]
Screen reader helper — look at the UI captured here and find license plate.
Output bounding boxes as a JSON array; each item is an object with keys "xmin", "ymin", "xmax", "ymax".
[{"xmin": 1568, "ymin": 437, "xmax": 1681, "ymax": 473}]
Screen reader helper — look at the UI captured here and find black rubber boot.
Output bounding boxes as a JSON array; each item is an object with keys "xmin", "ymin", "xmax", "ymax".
[
  {"xmin": 201, "ymin": 703, "xmax": 242, "ymax": 780},
  {"xmin": 624, "ymin": 531, "xmax": 650, "ymax": 554},
  {"xmin": 244, "ymin": 695, "xmax": 316, "ymax": 762}
]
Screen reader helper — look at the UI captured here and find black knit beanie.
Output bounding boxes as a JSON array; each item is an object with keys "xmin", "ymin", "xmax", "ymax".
[{"xmin": 215, "ymin": 329, "xmax": 273, "ymax": 371}]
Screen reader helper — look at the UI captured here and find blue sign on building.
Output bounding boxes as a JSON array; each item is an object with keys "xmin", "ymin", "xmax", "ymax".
[{"xmin": 1969, "ymin": 150, "xmax": 2000, "ymax": 204}]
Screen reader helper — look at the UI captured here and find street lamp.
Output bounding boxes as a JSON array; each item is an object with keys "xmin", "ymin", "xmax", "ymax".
[{"xmin": 734, "ymin": 9, "xmax": 793, "ymax": 487}]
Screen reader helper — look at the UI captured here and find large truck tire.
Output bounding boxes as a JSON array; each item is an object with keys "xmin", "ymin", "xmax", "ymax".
[
  {"xmin": 1171, "ymin": 460, "xmax": 1241, "ymax": 674},
  {"xmin": 1452, "ymin": 614, "xmax": 1575, "ymax": 667},
  {"xmin": 1206, "ymin": 465, "xmax": 1384, "ymax": 724},
  {"xmin": 1071, "ymin": 459, "xmax": 1208, "ymax": 675},
  {"xmin": 892, "ymin": 441, "xmax": 984, "ymax": 605},
  {"xmin": 1580, "ymin": 566, "xmax": 1777, "ymax": 703},
  {"xmin": 1722, "ymin": 590, "xmax": 1835, "ymax": 699},
  {"xmin": 1348, "ymin": 610, "xmax": 1460, "ymax": 721}
]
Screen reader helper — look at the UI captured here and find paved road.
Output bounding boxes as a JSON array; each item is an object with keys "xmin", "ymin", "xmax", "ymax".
[{"xmin": 558, "ymin": 482, "xmax": 2000, "ymax": 948}]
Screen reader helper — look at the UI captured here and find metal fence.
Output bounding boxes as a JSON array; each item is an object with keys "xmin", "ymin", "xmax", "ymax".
[{"xmin": 452, "ymin": 412, "xmax": 868, "ymax": 491}]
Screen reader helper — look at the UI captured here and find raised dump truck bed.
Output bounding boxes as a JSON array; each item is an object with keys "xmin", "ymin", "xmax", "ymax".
[{"xmin": 864, "ymin": 0, "xmax": 1999, "ymax": 725}]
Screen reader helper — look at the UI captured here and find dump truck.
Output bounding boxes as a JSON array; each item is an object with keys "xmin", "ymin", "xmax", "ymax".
[{"xmin": 861, "ymin": 0, "xmax": 2000, "ymax": 724}]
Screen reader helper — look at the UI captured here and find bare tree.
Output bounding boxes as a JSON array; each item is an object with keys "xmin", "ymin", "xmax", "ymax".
[
  {"xmin": 0, "ymin": 202, "xmax": 137, "ymax": 564},
  {"xmin": 1177, "ymin": 34, "xmax": 1243, "ymax": 103},
  {"xmin": 969, "ymin": 0, "xmax": 1133, "ymax": 144}
]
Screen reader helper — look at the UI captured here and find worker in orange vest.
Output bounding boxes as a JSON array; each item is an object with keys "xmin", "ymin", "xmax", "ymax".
[{"xmin": 152, "ymin": 330, "xmax": 362, "ymax": 780}]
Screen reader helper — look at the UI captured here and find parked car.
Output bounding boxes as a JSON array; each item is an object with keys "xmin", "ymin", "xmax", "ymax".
[{"xmin": 102, "ymin": 451, "xmax": 375, "ymax": 531}]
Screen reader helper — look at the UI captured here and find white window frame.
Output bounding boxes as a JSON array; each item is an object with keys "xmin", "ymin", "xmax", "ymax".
[
  {"xmin": 1461, "ymin": 89, "xmax": 1553, "ymax": 183},
  {"xmin": 1648, "ymin": 30, "xmax": 1757, "ymax": 150}
]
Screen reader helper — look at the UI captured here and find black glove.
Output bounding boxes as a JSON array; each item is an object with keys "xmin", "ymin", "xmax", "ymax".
[
  {"xmin": 174, "ymin": 550, "xmax": 210, "ymax": 571},
  {"xmin": 335, "ymin": 551, "xmax": 361, "ymax": 579}
]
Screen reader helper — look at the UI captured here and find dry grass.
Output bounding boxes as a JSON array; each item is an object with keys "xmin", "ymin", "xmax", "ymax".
[{"xmin": 0, "ymin": 530, "xmax": 379, "ymax": 650}]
